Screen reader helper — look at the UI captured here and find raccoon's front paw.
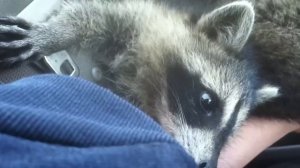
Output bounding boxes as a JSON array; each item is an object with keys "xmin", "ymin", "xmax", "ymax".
[{"xmin": 0, "ymin": 17, "xmax": 39, "ymax": 68}]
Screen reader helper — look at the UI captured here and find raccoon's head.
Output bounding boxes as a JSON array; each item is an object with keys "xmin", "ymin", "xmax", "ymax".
[{"xmin": 152, "ymin": 1, "xmax": 279, "ymax": 167}]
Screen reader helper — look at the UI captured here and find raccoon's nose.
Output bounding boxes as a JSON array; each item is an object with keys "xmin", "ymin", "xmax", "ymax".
[
  {"xmin": 198, "ymin": 161, "xmax": 216, "ymax": 168},
  {"xmin": 198, "ymin": 162, "xmax": 207, "ymax": 168}
]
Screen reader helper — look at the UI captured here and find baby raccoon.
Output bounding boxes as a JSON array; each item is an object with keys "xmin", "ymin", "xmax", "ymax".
[{"xmin": 0, "ymin": 0, "xmax": 282, "ymax": 167}]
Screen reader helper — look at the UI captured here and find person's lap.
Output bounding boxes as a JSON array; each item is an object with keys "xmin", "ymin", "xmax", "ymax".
[{"xmin": 0, "ymin": 75, "xmax": 196, "ymax": 168}]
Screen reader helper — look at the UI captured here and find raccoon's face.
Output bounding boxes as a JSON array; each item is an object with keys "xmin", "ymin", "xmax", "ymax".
[
  {"xmin": 155, "ymin": 1, "xmax": 279, "ymax": 167},
  {"xmin": 165, "ymin": 57, "xmax": 253, "ymax": 167}
]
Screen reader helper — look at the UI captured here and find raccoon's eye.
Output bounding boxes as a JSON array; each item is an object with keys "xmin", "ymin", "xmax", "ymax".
[{"xmin": 199, "ymin": 92, "xmax": 214, "ymax": 116}]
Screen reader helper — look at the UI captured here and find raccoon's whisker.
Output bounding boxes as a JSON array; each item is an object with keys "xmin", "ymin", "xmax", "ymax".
[
  {"xmin": 192, "ymin": 78, "xmax": 195, "ymax": 90},
  {"xmin": 176, "ymin": 97, "xmax": 186, "ymax": 125},
  {"xmin": 145, "ymin": 77, "xmax": 164, "ymax": 98},
  {"xmin": 168, "ymin": 86, "xmax": 186, "ymax": 125},
  {"xmin": 100, "ymin": 75, "xmax": 119, "ymax": 85}
]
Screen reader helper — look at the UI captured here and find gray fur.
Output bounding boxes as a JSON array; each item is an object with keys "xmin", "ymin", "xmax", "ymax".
[
  {"xmin": 0, "ymin": 0, "xmax": 285, "ymax": 167},
  {"xmin": 197, "ymin": 0, "xmax": 255, "ymax": 52},
  {"xmin": 249, "ymin": 0, "xmax": 300, "ymax": 121}
]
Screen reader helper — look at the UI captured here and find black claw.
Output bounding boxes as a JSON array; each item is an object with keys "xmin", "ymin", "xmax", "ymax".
[
  {"xmin": 0, "ymin": 17, "xmax": 34, "ymax": 68},
  {"xmin": 0, "ymin": 17, "xmax": 31, "ymax": 30}
]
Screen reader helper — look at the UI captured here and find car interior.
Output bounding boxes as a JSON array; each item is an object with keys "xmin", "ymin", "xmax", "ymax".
[{"xmin": 0, "ymin": 0, "xmax": 299, "ymax": 167}]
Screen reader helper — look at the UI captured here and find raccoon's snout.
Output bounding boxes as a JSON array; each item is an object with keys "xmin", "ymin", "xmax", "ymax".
[{"xmin": 198, "ymin": 160, "xmax": 216, "ymax": 168}]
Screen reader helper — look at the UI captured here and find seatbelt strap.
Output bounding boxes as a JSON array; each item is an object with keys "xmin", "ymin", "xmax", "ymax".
[{"xmin": 0, "ymin": 61, "xmax": 52, "ymax": 84}]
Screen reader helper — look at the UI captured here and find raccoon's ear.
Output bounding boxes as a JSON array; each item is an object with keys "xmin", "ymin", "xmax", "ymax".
[
  {"xmin": 197, "ymin": 1, "xmax": 255, "ymax": 52},
  {"xmin": 256, "ymin": 85, "xmax": 280, "ymax": 105}
]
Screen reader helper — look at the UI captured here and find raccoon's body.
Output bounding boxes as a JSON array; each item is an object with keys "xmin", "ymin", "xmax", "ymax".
[
  {"xmin": 0, "ymin": 0, "xmax": 284, "ymax": 167},
  {"xmin": 249, "ymin": 0, "xmax": 300, "ymax": 121}
]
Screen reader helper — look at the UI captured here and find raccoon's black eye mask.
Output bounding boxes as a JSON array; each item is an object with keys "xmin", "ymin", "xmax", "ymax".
[{"xmin": 166, "ymin": 64, "xmax": 223, "ymax": 129}]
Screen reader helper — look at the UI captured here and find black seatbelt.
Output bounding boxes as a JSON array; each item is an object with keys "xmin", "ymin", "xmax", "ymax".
[{"xmin": 0, "ymin": 60, "xmax": 53, "ymax": 84}]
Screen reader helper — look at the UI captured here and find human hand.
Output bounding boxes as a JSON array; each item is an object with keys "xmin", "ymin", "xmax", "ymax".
[{"xmin": 218, "ymin": 117, "xmax": 300, "ymax": 168}]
